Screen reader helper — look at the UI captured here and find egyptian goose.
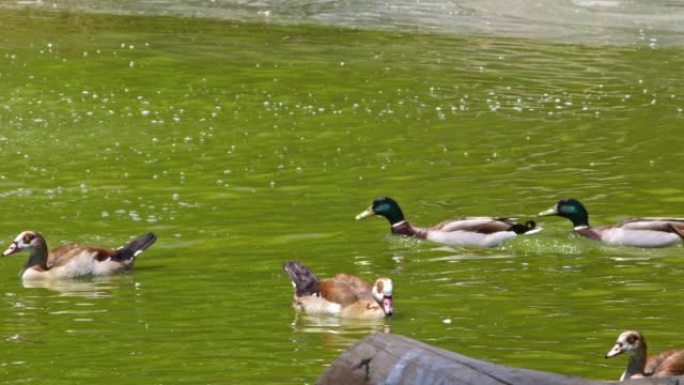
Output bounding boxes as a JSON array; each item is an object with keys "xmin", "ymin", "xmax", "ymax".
[
  {"xmin": 283, "ymin": 261, "xmax": 393, "ymax": 320},
  {"xmin": 2, "ymin": 231, "xmax": 157, "ymax": 280},
  {"xmin": 539, "ymin": 198, "xmax": 684, "ymax": 248},
  {"xmin": 355, "ymin": 196, "xmax": 539, "ymax": 248},
  {"xmin": 606, "ymin": 330, "xmax": 684, "ymax": 380}
]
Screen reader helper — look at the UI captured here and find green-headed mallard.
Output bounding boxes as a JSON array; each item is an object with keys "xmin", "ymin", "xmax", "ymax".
[
  {"xmin": 355, "ymin": 196, "xmax": 538, "ymax": 248},
  {"xmin": 539, "ymin": 198, "xmax": 684, "ymax": 248}
]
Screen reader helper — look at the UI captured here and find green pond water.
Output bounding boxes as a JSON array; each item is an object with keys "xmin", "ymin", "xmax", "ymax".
[{"xmin": 1, "ymin": 8, "xmax": 684, "ymax": 384}]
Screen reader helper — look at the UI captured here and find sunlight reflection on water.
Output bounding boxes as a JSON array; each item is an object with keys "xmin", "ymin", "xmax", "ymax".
[{"xmin": 2, "ymin": 0, "xmax": 684, "ymax": 45}]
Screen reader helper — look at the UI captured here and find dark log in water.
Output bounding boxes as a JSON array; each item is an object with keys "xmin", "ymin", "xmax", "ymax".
[{"xmin": 317, "ymin": 333, "xmax": 684, "ymax": 385}]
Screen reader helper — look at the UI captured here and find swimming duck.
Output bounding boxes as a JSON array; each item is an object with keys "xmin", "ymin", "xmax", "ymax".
[
  {"xmin": 2, "ymin": 231, "xmax": 157, "ymax": 280},
  {"xmin": 355, "ymin": 196, "xmax": 539, "ymax": 248},
  {"xmin": 606, "ymin": 330, "xmax": 684, "ymax": 380},
  {"xmin": 539, "ymin": 198, "xmax": 684, "ymax": 248},
  {"xmin": 283, "ymin": 260, "xmax": 393, "ymax": 320}
]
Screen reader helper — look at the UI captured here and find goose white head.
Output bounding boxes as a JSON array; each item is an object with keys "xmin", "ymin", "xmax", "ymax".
[
  {"xmin": 372, "ymin": 278, "xmax": 394, "ymax": 316},
  {"xmin": 606, "ymin": 330, "xmax": 645, "ymax": 358},
  {"xmin": 3, "ymin": 231, "xmax": 42, "ymax": 256}
]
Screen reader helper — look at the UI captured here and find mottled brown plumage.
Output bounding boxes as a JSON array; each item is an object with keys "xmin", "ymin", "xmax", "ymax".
[
  {"xmin": 283, "ymin": 261, "xmax": 393, "ymax": 319},
  {"xmin": 317, "ymin": 274, "xmax": 373, "ymax": 306},
  {"xmin": 645, "ymin": 350, "xmax": 684, "ymax": 377},
  {"xmin": 606, "ymin": 330, "xmax": 684, "ymax": 380},
  {"xmin": 48, "ymin": 244, "xmax": 116, "ymax": 265},
  {"xmin": 3, "ymin": 231, "xmax": 156, "ymax": 280}
]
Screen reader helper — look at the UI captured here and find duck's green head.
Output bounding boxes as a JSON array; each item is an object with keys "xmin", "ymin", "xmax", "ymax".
[
  {"xmin": 539, "ymin": 198, "xmax": 589, "ymax": 228},
  {"xmin": 355, "ymin": 197, "xmax": 405, "ymax": 225}
]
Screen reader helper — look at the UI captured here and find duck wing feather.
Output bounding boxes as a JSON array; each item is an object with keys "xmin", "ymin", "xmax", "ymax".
[
  {"xmin": 48, "ymin": 244, "xmax": 115, "ymax": 267},
  {"xmin": 319, "ymin": 274, "xmax": 372, "ymax": 306},
  {"xmin": 619, "ymin": 217, "xmax": 684, "ymax": 232},
  {"xmin": 647, "ymin": 350, "xmax": 684, "ymax": 377},
  {"xmin": 432, "ymin": 217, "xmax": 517, "ymax": 234}
]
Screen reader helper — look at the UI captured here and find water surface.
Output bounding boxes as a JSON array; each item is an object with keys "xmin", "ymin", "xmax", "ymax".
[
  {"xmin": 3, "ymin": 0, "xmax": 684, "ymax": 46},
  {"xmin": 0, "ymin": 6, "xmax": 683, "ymax": 385}
]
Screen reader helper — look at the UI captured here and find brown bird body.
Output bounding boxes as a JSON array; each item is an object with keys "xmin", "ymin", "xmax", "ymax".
[
  {"xmin": 3, "ymin": 231, "xmax": 156, "ymax": 280},
  {"xmin": 283, "ymin": 261, "xmax": 393, "ymax": 320},
  {"xmin": 606, "ymin": 330, "xmax": 684, "ymax": 380}
]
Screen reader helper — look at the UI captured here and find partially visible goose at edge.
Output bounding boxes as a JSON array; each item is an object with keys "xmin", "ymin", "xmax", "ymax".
[
  {"xmin": 606, "ymin": 330, "xmax": 684, "ymax": 380},
  {"xmin": 539, "ymin": 198, "xmax": 684, "ymax": 248},
  {"xmin": 2, "ymin": 231, "xmax": 157, "ymax": 280},
  {"xmin": 355, "ymin": 196, "xmax": 539, "ymax": 248},
  {"xmin": 283, "ymin": 260, "xmax": 393, "ymax": 320}
]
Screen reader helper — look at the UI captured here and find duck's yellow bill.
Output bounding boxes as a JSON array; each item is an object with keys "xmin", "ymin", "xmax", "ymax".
[
  {"xmin": 538, "ymin": 206, "xmax": 558, "ymax": 216},
  {"xmin": 355, "ymin": 207, "xmax": 374, "ymax": 220}
]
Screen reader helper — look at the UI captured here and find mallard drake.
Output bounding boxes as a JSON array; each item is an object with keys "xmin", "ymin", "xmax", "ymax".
[
  {"xmin": 283, "ymin": 260, "xmax": 393, "ymax": 320},
  {"xmin": 606, "ymin": 330, "xmax": 684, "ymax": 380},
  {"xmin": 2, "ymin": 231, "xmax": 157, "ymax": 280},
  {"xmin": 355, "ymin": 196, "xmax": 539, "ymax": 248},
  {"xmin": 539, "ymin": 198, "xmax": 684, "ymax": 248}
]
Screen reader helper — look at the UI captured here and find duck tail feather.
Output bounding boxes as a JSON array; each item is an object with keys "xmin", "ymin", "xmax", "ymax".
[
  {"xmin": 112, "ymin": 233, "xmax": 157, "ymax": 261},
  {"xmin": 510, "ymin": 220, "xmax": 541, "ymax": 235},
  {"xmin": 283, "ymin": 260, "xmax": 319, "ymax": 297},
  {"xmin": 668, "ymin": 223, "xmax": 684, "ymax": 239}
]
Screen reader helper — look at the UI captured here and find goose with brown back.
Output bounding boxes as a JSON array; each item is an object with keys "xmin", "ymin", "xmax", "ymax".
[
  {"xmin": 606, "ymin": 330, "xmax": 684, "ymax": 380},
  {"xmin": 283, "ymin": 260, "xmax": 393, "ymax": 320},
  {"xmin": 3, "ymin": 231, "xmax": 156, "ymax": 280}
]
